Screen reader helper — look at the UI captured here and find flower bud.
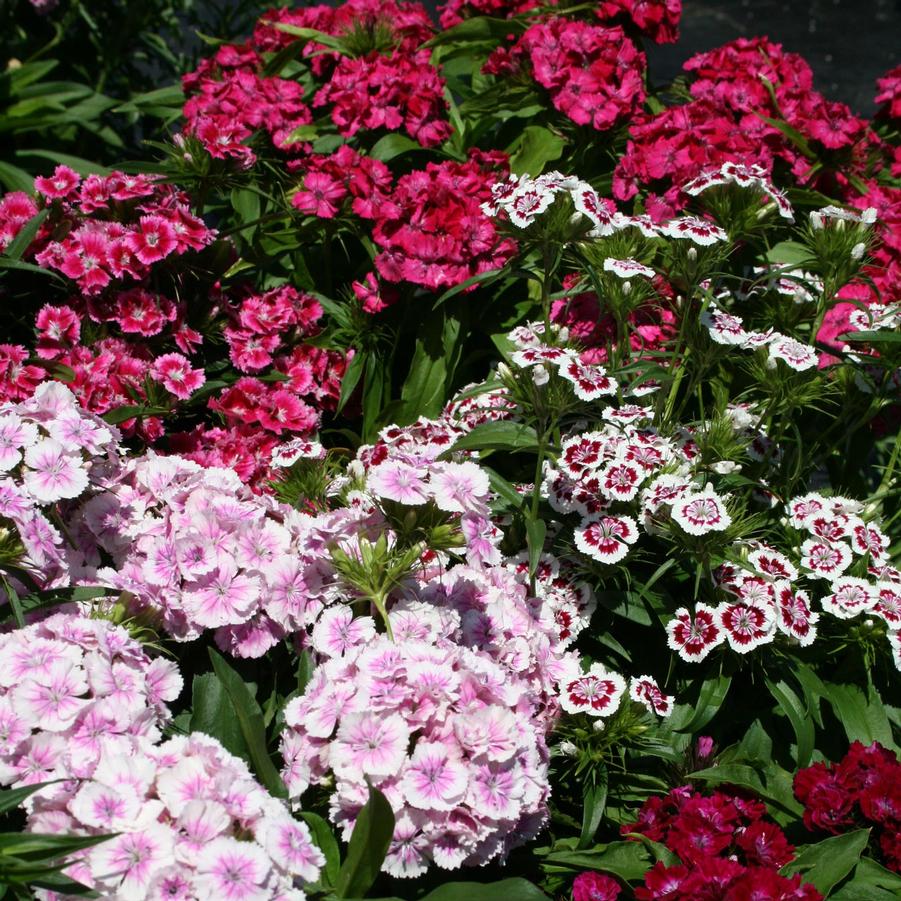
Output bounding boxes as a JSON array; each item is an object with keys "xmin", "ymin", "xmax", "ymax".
[
  {"xmin": 851, "ymin": 242, "xmax": 866, "ymax": 261},
  {"xmin": 557, "ymin": 326, "xmax": 570, "ymax": 343},
  {"xmin": 687, "ymin": 247, "xmax": 698, "ymax": 262},
  {"xmin": 810, "ymin": 211, "xmax": 823, "ymax": 230},
  {"xmin": 532, "ymin": 364, "xmax": 549, "ymax": 386}
]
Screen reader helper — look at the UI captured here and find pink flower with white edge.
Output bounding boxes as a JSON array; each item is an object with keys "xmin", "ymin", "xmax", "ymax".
[
  {"xmin": 716, "ymin": 601, "xmax": 776, "ymax": 653},
  {"xmin": 0, "ymin": 415, "xmax": 38, "ymax": 472},
  {"xmin": 369, "ymin": 460, "xmax": 429, "ymax": 505},
  {"xmin": 603, "ymin": 257, "xmax": 655, "ymax": 279},
  {"xmin": 125, "ymin": 215, "xmax": 178, "ymax": 265},
  {"xmin": 402, "ymin": 741, "xmax": 469, "ymax": 812},
  {"xmin": 557, "ymin": 358, "xmax": 618, "ymax": 400},
  {"xmin": 256, "ymin": 815, "xmax": 325, "ymax": 884},
  {"xmin": 311, "ymin": 606, "xmax": 376, "ymax": 658},
  {"xmin": 574, "ymin": 515, "xmax": 638, "ymax": 565},
  {"xmin": 558, "ymin": 434, "xmax": 606, "ymax": 480},
  {"xmin": 599, "ymin": 460, "xmax": 643, "ymax": 501},
  {"xmin": 768, "ymin": 335, "xmax": 819, "ymax": 372},
  {"xmin": 629, "ymin": 676, "xmax": 674, "ymax": 717},
  {"xmin": 22, "ymin": 438, "xmax": 88, "ymax": 502},
  {"xmin": 666, "ymin": 605, "xmax": 724, "ymax": 662},
  {"xmin": 821, "ymin": 577, "xmax": 877, "ymax": 619},
  {"xmin": 775, "ymin": 586, "xmax": 818, "ymax": 646},
  {"xmin": 671, "ymin": 490, "xmax": 731, "ymax": 535},
  {"xmin": 511, "ymin": 344, "xmax": 573, "ymax": 368},
  {"xmin": 560, "ymin": 663, "xmax": 626, "ymax": 717},
  {"xmin": 150, "ymin": 353, "xmax": 206, "ymax": 400},
  {"xmin": 34, "ymin": 165, "xmax": 81, "ymax": 200},
  {"xmin": 800, "ymin": 539, "xmax": 852, "ymax": 579}
]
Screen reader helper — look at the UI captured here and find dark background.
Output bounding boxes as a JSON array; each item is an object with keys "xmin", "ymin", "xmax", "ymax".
[{"xmin": 644, "ymin": 0, "xmax": 901, "ymax": 115}]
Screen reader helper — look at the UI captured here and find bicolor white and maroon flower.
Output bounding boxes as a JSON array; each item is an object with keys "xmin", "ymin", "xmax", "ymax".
[
  {"xmin": 666, "ymin": 605, "xmax": 725, "ymax": 662},
  {"xmin": 574, "ymin": 515, "xmax": 638, "ymax": 564}
]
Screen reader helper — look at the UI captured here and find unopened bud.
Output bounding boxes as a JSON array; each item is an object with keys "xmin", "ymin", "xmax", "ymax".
[
  {"xmin": 497, "ymin": 362, "xmax": 512, "ymax": 380},
  {"xmin": 851, "ymin": 242, "xmax": 866, "ymax": 261},
  {"xmin": 532, "ymin": 364, "xmax": 549, "ymax": 386},
  {"xmin": 687, "ymin": 247, "xmax": 698, "ymax": 262},
  {"xmin": 559, "ymin": 740, "xmax": 578, "ymax": 756},
  {"xmin": 810, "ymin": 211, "xmax": 823, "ymax": 230},
  {"xmin": 622, "ymin": 280, "xmax": 632, "ymax": 296},
  {"xmin": 347, "ymin": 460, "xmax": 365, "ymax": 481},
  {"xmin": 557, "ymin": 326, "xmax": 570, "ymax": 343}
]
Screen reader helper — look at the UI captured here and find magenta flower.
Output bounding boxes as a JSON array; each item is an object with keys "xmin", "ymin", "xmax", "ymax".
[
  {"xmin": 150, "ymin": 353, "xmax": 206, "ymax": 400},
  {"xmin": 573, "ymin": 871, "xmax": 622, "ymax": 901},
  {"xmin": 34, "ymin": 165, "xmax": 81, "ymax": 199},
  {"xmin": 125, "ymin": 215, "xmax": 178, "ymax": 264}
]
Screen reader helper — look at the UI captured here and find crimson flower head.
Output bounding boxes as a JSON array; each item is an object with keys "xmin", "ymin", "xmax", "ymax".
[{"xmin": 125, "ymin": 215, "xmax": 178, "ymax": 265}]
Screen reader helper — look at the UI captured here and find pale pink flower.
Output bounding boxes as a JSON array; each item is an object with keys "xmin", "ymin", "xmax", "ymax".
[
  {"xmin": 0, "ymin": 414, "xmax": 37, "ymax": 470},
  {"xmin": 22, "ymin": 438, "xmax": 89, "ymax": 502},
  {"xmin": 13, "ymin": 661, "xmax": 88, "ymax": 731},
  {"xmin": 467, "ymin": 761, "xmax": 522, "ymax": 820},
  {"xmin": 431, "ymin": 462, "xmax": 490, "ymax": 513},
  {"xmin": 311, "ymin": 606, "xmax": 376, "ymax": 658},
  {"xmin": 383, "ymin": 811, "xmax": 430, "ymax": 879},
  {"xmin": 94, "ymin": 824, "xmax": 176, "ymax": 901},
  {"xmin": 369, "ymin": 460, "xmax": 429, "ymax": 505},
  {"xmin": 184, "ymin": 562, "xmax": 261, "ymax": 628},
  {"xmin": 69, "ymin": 781, "xmax": 142, "ymax": 830},
  {"xmin": 402, "ymin": 741, "xmax": 469, "ymax": 811},
  {"xmin": 332, "ymin": 711, "xmax": 410, "ymax": 779},
  {"xmin": 194, "ymin": 836, "xmax": 270, "ymax": 901},
  {"xmin": 257, "ymin": 815, "xmax": 324, "ymax": 883}
]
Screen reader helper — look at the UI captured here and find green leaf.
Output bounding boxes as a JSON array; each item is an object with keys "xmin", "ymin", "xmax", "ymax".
[
  {"xmin": 420, "ymin": 878, "xmax": 549, "ymax": 901},
  {"xmin": 0, "ymin": 782, "xmax": 59, "ymax": 815},
  {"xmin": 578, "ymin": 771, "xmax": 607, "ymax": 850},
  {"xmin": 443, "ymin": 421, "xmax": 539, "ymax": 456},
  {"xmin": 830, "ymin": 857, "xmax": 901, "ymax": 900},
  {"xmin": 672, "ymin": 674, "xmax": 731, "ymax": 734},
  {"xmin": 508, "ymin": 125, "xmax": 565, "ymax": 176},
  {"xmin": 271, "ymin": 23, "xmax": 350, "ymax": 54},
  {"xmin": 526, "ymin": 517, "xmax": 547, "ymax": 583},
  {"xmin": 396, "ymin": 306, "xmax": 463, "ymax": 424},
  {"xmin": 688, "ymin": 764, "xmax": 803, "ymax": 817},
  {"xmin": 821, "ymin": 681, "xmax": 896, "ymax": 749},
  {"xmin": 766, "ymin": 678, "xmax": 815, "ymax": 768},
  {"xmin": 14, "ymin": 150, "xmax": 109, "ymax": 176},
  {"xmin": 3, "ymin": 209, "xmax": 48, "ymax": 261},
  {"xmin": 300, "ymin": 811, "xmax": 340, "ymax": 890},
  {"xmin": 369, "ymin": 134, "xmax": 424, "ymax": 161},
  {"xmin": 782, "ymin": 830, "xmax": 870, "ymax": 895},
  {"xmin": 0, "ymin": 161, "xmax": 34, "ymax": 193},
  {"xmin": 207, "ymin": 649, "xmax": 288, "ymax": 798},
  {"xmin": 0, "ymin": 832, "xmax": 112, "ymax": 859},
  {"xmin": 544, "ymin": 840, "xmax": 653, "ymax": 880},
  {"xmin": 434, "ymin": 267, "xmax": 505, "ymax": 307},
  {"xmin": 423, "ymin": 15, "xmax": 526, "ymax": 47},
  {"xmin": 189, "ymin": 672, "xmax": 250, "ymax": 762},
  {"xmin": 766, "ymin": 241, "xmax": 813, "ymax": 266},
  {"xmin": 333, "ymin": 784, "xmax": 395, "ymax": 899}
]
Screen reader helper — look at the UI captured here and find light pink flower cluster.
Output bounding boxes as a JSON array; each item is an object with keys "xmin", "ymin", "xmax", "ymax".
[
  {"xmin": 281, "ymin": 561, "xmax": 572, "ymax": 876},
  {"xmin": 666, "ymin": 493, "xmax": 899, "ymax": 666},
  {"xmin": 0, "ymin": 613, "xmax": 323, "ymax": 900},
  {"xmin": 0, "ymin": 381, "xmax": 121, "ymax": 590},
  {"xmin": 73, "ymin": 453, "xmax": 376, "ymax": 655}
]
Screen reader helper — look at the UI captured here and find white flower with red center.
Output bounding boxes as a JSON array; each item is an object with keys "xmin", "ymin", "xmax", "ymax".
[
  {"xmin": 574, "ymin": 515, "xmax": 638, "ymax": 565},
  {"xmin": 629, "ymin": 676, "xmax": 674, "ymax": 717},
  {"xmin": 665, "ymin": 604, "xmax": 724, "ymax": 662},
  {"xmin": 510, "ymin": 345, "xmax": 573, "ymax": 369},
  {"xmin": 733, "ymin": 575, "xmax": 777, "ymax": 607},
  {"xmin": 270, "ymin": 438, "xmax": 325, "ymax": 468},
  {"xmin": 641, "ymin": 475, "xmax": 692, "ymax": 516},
  {"xmin": 788, "ymin": 493, "xmax": 828, "ymax": 528},
  {"xmin": 571, "ymin": 187, "xmax": 622, "ymax": 236},
  {"xmin": 558, "ymin": 435, "xmax": 606, "ymax": 480},
  {"xmin": 682, "ymin": 169, "xmax": 730, "ymax": 195},
  {"xmin": 602, "ymin": 405, "xmax": 652, "ymax": 426},
  {"xmin": 821, "ymin": 577, "xmax": 877, "ymax": 619},
  {"xmin": 716, "ymin": 601, "xmax": 776, "ymax": 653},
  {"xmin": 800, "ymin": 539, "xmax": 852, "ymax": 579},
  {"xmin": 559, "ymin": 663, "xmax": 626, "ymax": 717},
  {"xmin": 599, "ymin": 460, "xmax": 643, "ymax": 501},
  {"xmin": 545, "ymin": 468, "xmax": 578, "ymax": 514},
  {"xmin": 506, "ymin": 185, "xmax": 555, "ymax": 228},
  {"xmin": 482, "ymin": 175, "xmax": 523, "ymax": 216},
  {"xmin": 623, "ymin": 443, "xmax": 665, "ymax": 472},
  {"xmin": 808, "ymin": 515, "xmax": 854, "ymax": 543},
  {"xmin": 775, "ymin": 586, "xmax": 818, "ymax": 646},
  {"xmin": 851, "ymin": 522, "xmax": 889, "ymax": 560},
  {"xmin": 874, "ymin": 583, "xmax": 901, "ymax": 629},
  {"xmin": 661, "ymin": 216, "xmax": 728, "ymax": 246},
  {"xmin": 671, "ymin": 490, "xmax": 732, "ymax": 535},
  {"xmin": 768, "ymin": 336, "xmax": 819, "ymax": 372},
  {"xmin": 557, "ymin": 358, "xmax": 618, "ymax": 401},
  {"xmin": 701, "ymin": 307, "xmax": 749, "ymax": 346},
  {"xmin": 748, "ymin": 547, "xmax": 799, "ymax": 582},
  {"xmin": 603, "ymin": 257, "xmax": 655, "ymax": 279}
]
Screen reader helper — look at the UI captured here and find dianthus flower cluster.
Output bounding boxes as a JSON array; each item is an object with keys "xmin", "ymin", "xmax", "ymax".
[
  {"xmin": 667, "ymin": 491, "xmax": 899, "ymax": 665},
  {"xmin": 181, "ymin": 0, "xmax": 446, "ymax": 164},
  {"xmin": 596, "ymin": 0, "xmax": 681, "ymax": 44},
  {"xmin": 624, "ymin": 785, "xmax": 823, "ymax": 900},
  {"xmin": 73, "ymin": 453, "xmax": 374, "ymax": 655},
  {"xmin": 0, "ymin": 613, "xmax": 323, "ymax": 899},
  {"xmin": 794, "ymin": 741, "xmax": 901, "ymax": 872},
  {"xmin": 613, "ymin": 36, "xmax": 877, "ymax": 212},
  {"xmin": 280, "ymin": 562, "xmax": 572, "ymax": 877},
  {"xmin": 483, "ymin": 20, "xmax": 646, "ymax": 132},
  {"xmin": 0, "ymin": 382, "xmax": 121, "ymax": 590},
  {"xmin": 26, "ymin": 167, "xmax": 214, "ymax": 294}
]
